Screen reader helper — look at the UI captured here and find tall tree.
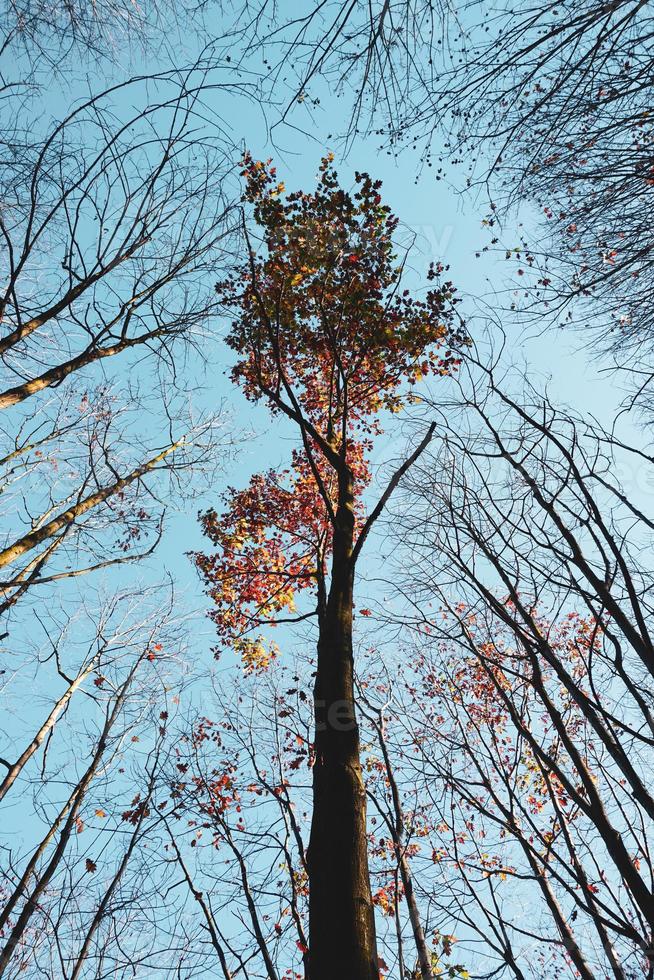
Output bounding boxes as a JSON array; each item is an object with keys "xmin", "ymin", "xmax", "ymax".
[
  {"xmin": 165, "ymin": 647, "xmax": 465, "ymax": 979},
  {"xmin": 193, "ymin": 154, "xmax": 465, "ymax": 979}
]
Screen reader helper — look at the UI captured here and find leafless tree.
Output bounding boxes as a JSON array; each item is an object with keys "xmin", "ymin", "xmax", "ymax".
[
  {"xmin": 369, "ymin": 346, "xmax": 654, "ymax": 977},
  {"xmin": 1, "ymin": 0, "xmax": 223, "ymax": 81},
  {"xmin": 0, "ymin": 36, "xmax": 243, "ymax": 613},
  {"xmin": 0, "ymin": 585, "xmax": 205, "ymax": 978},
  {"xmin": 0, "ymin": 5, "xmax": 247, "ymax": 974}
]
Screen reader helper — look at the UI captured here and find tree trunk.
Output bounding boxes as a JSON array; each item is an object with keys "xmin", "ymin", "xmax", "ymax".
[{"xmin": 307, "ymin": 476, "xmax": 378, "ymax": 980}]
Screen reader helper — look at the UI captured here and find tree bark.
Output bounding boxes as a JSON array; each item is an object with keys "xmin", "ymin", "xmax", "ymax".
[
  {"xmin": 307, "ymin": 472, "xmax": 378, "ymax": 980},
  {"xmin": 0, "ymin": 439, "xmax": 181, "ymax": 570},
  {"xmin": 0, "ymin": 657, "xmax": 97, "ymax": 800}
]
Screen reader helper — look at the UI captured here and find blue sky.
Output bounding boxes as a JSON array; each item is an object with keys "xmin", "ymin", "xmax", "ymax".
[
  {"xmin": 22, "ymin": 11, "xmax": 647, "ymax": 663},
  {"xmin": 150, "ymin": 104, "xmax": 632, "ymax": 587},
  {"xmin": 4, "ymin": 11, "xmax": 654, "ymax": 977}
]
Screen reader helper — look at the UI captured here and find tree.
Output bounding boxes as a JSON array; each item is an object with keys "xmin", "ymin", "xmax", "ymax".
[
  {"xmin": 0, "ymin": 33, "xmax": 240, "ymax": 619},
  {"xmin": 231, "ymin": 1, "xmax": 654, "ymax": 386},
  {"xmin": 164, "ymin": 663, "xmax": 312, "ymax": 980},
  {"xmin": 193, "ymin": 153, "xmax": 465, "ymax": 979},
  {"xmin": 162, "ymin": 640, "xmax": 464, "ymax": 980},
  {"xmin": 0, "ymin": 585, "xmax": 197, "ymax": 978},
  {"xmin": 0, "ymin": 8, "xmax": 241, "ymax": 974},
  {"xmin": 374, "ymin": 354, "xmax": 654, "ymax": 977},
  {"xmin": 358, "ymin": 686, "xmax": 436, "ymax": 980}
]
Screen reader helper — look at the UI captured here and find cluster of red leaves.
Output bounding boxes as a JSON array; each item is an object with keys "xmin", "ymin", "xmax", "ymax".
[
  {"xmin": 192, "ymin": 448, "xmax": 369, "ymax": 671},
  {"xmin": 193, "ymin": 772, "xmax": 238, "ymax": 820},
  {"xmin": 372, "ymin": 879, "xmax": 404, "ymax": 917},
  {"xmin": 121, "ymin": 793, "xmax": 150, "ymax": 826}
]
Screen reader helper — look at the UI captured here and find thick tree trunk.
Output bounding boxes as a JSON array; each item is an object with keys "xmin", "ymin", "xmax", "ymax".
[{"xmin": 307, "ymin": 479, "xmax": 378, "ymax": 980}]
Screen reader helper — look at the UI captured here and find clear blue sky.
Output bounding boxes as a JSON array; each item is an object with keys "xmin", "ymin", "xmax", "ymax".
[
  {"xmin": 23, "ymin": 6, "xmax": 645, "ymax": 656},
  {"xmin": 5, "ymin": 11, "xmax": 652, "ymax": 977}
]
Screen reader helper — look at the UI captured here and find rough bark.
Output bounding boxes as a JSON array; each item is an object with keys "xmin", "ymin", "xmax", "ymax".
[{"xmin": 307, "ymin": 471, "xmax": 378, "ymax": 980}]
